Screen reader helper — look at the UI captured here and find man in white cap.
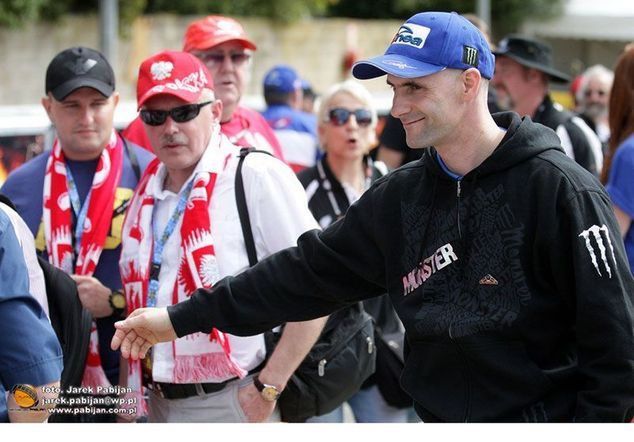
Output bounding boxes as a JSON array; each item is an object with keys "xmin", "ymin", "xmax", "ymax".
[
  {"xmin": 118, "ymin": 50, "xmax": 324, "ymax": 422},
  {"xmin": 113, "ymin": 12, "xmax": 634, "ymax": 423}
]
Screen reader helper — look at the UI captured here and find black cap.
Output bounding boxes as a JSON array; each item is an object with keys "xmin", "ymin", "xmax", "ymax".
[
  {"xmin": 45, "ymin": 47, "xmax": 115, "ymax": 100},
  {"xmin": 493, "ymin": 35, "xmax": 570, "ymax": 83}
]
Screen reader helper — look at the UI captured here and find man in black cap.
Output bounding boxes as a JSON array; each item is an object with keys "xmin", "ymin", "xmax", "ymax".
[
  {"xmin": 1, "ymin": 46, "xmax": 154, "ymax": 422},
  {"xmin": 492, "ymin": 35, "xmax": 603, "ymax": 176}
]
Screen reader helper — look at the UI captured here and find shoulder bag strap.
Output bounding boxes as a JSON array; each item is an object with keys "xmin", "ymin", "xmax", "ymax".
[{"xmin": 234, "ymin": 147, "xmax": 273, "ymax": 266}]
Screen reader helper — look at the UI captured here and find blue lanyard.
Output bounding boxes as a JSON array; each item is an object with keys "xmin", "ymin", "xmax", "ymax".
[
  {"xmin": 147, "ymin": 179, "xmax": 195, "ymax": 307},
  {"xmin": 66, "ymin": 164, "xmax": 92, "ymax": 255}
]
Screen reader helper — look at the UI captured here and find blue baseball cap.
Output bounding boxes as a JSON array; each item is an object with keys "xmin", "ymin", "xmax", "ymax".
[
  {"xmin": 263, "ymin": 64, "xmax": 302, "ymax": 93},
  {"xmin": 352, "ymin": 12, "xmax": 495, "ymax": 80}
]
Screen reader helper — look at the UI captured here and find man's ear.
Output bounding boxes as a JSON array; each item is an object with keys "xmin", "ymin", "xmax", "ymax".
[
  {"xmin": 41, "ymin": 95, "xmax": 54, "ymax": 122},
  {"xmin": 211, "ymin": 99, "xmax": 224, "ymax": 121},
  {"xmin": 462, "ymin": 68, "xmax": 482, "ymax": 101},
  {"xmin": 111, "ymin": 91, "xmax": 120, "ymax": 108}
]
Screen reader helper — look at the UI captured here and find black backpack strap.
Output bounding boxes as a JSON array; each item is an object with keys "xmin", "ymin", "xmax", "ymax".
[
  {"xmin": 235, "ymin": 147, "xmax": 272, "ymax": 267},
  {"xmin": 0, "ymin": 194, "xmax": 16, "ymax": 211}
]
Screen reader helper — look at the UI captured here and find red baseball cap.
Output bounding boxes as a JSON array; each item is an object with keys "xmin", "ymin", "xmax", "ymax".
[
  {"xmin": 136, "ymin": 50, "xmax": 214, "ymax": 110},
  {"xmin": 182, "ymin": 15, "xmax": 257, "ymax": 53}
]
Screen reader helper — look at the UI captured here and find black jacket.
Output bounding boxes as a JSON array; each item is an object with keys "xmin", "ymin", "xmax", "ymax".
[
  {"xmin": 533, "ymin": 95, "xmax": 602, "ymax": 176},
  {"xmin": 170, "ymin": 113, "xmax": 634, "ymax": 422}
]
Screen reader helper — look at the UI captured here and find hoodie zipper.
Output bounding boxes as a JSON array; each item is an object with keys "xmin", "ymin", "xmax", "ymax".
[
  {"xmin": 453, "ymin": 179, "xmax": 471, "ymax": 422},
  {"xmin": 456, "ymin": 180, "xmax": 462, "ymax": 239},
  {"xmin": 448, "ymin": 324, "xmax": 472, "ymax": 422}
]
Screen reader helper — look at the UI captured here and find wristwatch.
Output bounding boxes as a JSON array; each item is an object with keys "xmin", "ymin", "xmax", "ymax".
[
  {"xmin": 109, "ymin": 290, "xmax": 127, "ymax": 317},
  {"xmin": 253, "ymin": 375, "xmax": 281, "ymax": 402}
]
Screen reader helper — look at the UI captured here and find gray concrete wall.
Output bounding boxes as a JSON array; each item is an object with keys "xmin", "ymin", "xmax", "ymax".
[{"xmin": 0, "ymin": 14, "xmax": 401, "ymax": 106}]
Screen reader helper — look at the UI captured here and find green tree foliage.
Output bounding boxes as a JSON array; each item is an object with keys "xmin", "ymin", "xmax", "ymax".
[
  {"xmin": 3, "ymin": 0, "xmax": 146, "ymax": 33},
  {"xmin": 146, "ymin": 0, "xmax": 334, "ymax": 23},
  {"xmin": 0, "ymin": 0, "xmax": 46, "ymax": 27},
  {"xmin": 1, "ymin": 0, "xmax": 563, "ymax": 37},
  {"xmin": 326, "ymin": 0, "xmax": 564, "ymax": 39}
]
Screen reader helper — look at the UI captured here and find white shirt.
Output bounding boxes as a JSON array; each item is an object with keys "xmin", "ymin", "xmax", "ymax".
[
  {"xmin": 0, "ymin": 202, "xmax": 48, "ymax": 317},
  {"xmin": 148, "ymin": 135, "xmax": 319, "ymax": 382}
]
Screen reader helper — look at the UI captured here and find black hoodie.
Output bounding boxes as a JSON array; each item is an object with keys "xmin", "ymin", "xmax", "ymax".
[{"xmin": 170, "ymin": 113, "xmax": 634, "ymax": 422}]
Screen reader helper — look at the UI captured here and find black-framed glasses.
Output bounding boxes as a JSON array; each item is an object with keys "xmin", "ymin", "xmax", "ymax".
[
  {"xmin": 194, "ymin": 52, "xmax": 252, "ymax": 68},
  {"xmin": 139, "ymin": 101, "xmax": 212, "ymax": 126},
  {"xmin": 327, "ymin": 108, "xmax": 373, "ymax": 127}
]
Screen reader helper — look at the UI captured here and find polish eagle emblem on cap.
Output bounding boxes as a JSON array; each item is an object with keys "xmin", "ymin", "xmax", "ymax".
[{"xmin": 151, "ymin": 61, "xmax": 174, "ymax": 81}]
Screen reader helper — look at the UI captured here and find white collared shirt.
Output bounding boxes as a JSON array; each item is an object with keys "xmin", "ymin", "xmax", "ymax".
[{"xmin": 148, "ymin": 134, "xmax": 319, "ymax": 382}]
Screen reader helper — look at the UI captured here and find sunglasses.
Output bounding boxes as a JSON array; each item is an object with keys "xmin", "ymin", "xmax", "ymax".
[
  {"xmin": 139, "ymin": 101, "xmax": 212, "ymax": 126},
  {"xmin": 327, "ymin": 108, "xmax": 373, "ymax": 127},
  {"xmin": 194, "ymin": 52, "xmax": 252, "ymax": 68}
]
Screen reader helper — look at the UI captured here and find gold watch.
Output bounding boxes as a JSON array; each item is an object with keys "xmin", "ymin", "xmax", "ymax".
[
  {"xmin": 253, "ymin": 375, "xmax": 281, "ymax": 402},
  {"xmin": 109, "ymin": 290, "xmax": 127, "ymax": 316}
]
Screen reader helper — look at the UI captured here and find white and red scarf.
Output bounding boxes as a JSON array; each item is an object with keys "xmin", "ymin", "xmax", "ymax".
[
  {"xmin": 43, "ymin": 131, "xmax": 123, "ymax": 391},
  {"xmin": 120, "ymin": 140, "xmax": 246, "ymax": 408}
]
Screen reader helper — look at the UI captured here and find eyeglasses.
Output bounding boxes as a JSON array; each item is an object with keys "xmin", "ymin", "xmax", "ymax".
[
  {"xmin": 327, "ymin": 108, "xmax": 373, "ymax": 127},
  {"xmin": 139, "ymin": 101, "xmax": 212, "ymax": 126},
  {"xmin": 584, "ymin": 89, "xmax": 607, "ymax": 98},
  {"xmin": 194, "ymin": 52, "xmax": 252, "ymax": 68}
]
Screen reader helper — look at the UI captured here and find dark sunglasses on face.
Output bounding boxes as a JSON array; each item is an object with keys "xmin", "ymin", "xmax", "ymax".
[
  {"xmin": 139, "ymin": 101, "xmax": 212, "ymax": 126},
  {"xmin": 195, "ymin": 52, "xmax": 251, "ymax": 67},
  {"xmin": 327, "ymin": 108, "xmax": 373, "ymax": 127}
]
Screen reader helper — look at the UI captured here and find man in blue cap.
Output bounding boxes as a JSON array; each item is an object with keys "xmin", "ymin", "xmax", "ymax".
[
  {"xmin": 261, "ymin": 64, "xmax": 318, "ymax": 173},
  {"xmin": 112, "ymin": 12, "xmax": 634, "ymax": 422}
]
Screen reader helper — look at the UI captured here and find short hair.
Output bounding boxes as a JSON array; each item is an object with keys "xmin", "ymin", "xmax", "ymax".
[
  {"xmin": 576, "ymin": 64, "xmax": 614, "ymax": 104},
  {"xmin": 317, "ymin": 79, "xmax": 378, "ymax": 128},
  {"xmin": 264, "ymin": 89, "xmax": 293, "ymax": 106}
]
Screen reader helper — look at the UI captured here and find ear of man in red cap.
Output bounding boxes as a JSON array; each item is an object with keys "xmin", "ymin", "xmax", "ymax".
[
  {"xmin": 117, "ymin": 49, "xmax": 325, "ymax": 423},
  {"xmin": 122, "ymin": 16, "xmax": 285, "ymax": 162}
]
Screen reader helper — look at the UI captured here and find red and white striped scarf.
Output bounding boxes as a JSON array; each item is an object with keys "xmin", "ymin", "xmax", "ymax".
[
  {"xmin": 43, "ymin": 131, "xmax": 123, "ymax": 391},
  {"xmin": 120, "ymin": 146, "xmax": 246, "ymax": 407}
]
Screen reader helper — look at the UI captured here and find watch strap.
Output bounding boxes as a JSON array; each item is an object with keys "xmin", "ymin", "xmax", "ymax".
[
  {"xmin": 253, "ymin": 375, "xmax": 281, "ymax": 401},
  {"xmin": 109, "ymin": 290, "xmax": 127, "ymax": 317}
]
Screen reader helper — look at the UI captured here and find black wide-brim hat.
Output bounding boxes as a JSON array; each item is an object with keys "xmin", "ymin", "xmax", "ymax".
[{"xmin": 493, "ymin": 35, "xmax": 570, "ymax": 83}]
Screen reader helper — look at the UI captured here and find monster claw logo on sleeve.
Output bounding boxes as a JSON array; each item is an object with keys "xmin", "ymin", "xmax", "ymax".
[
  {"xmin": 579, "ymin": 224, "xmax": 617, "ymax": 278},
  {"xmin": 10, "ymin": 384, "xmax": 39, "ymax": 409}
]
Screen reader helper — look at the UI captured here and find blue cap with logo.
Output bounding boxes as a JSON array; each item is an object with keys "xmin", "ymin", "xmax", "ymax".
[
  {"xmin": 352, "ymin": 11, "xmax": 494, "ymax": 80},
  {"xmin": 263, "ymin": 64, "xmax": 302, "ymax": 93}
]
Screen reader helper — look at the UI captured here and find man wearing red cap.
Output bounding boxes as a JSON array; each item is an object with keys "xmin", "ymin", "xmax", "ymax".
[
  {"xmin": 118, "ymin": 50, "xmax": 324, "ymax": 422},
  {"xmin": 124, "ymin": 15, "xmax": 285, "ymax": 162}
]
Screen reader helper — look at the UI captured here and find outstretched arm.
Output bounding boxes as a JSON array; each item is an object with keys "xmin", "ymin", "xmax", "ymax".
[{"xmin": 111, "ymin": 307, "xmax": 175, "ymax": 359}]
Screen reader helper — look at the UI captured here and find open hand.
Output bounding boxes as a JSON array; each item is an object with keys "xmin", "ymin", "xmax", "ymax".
[{"xmin": 111, "ymin": 308, "xmax": 176, "ymax": 359}]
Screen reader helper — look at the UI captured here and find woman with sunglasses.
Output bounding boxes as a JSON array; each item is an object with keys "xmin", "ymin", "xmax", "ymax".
[{"xmin": 297, "ymin": 80, "xmax": 411, "ymax": 423}]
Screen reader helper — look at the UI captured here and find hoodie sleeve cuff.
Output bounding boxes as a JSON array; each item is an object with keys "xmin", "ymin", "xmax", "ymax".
[{"xmin": 167, "ymin": 301, "xmax": 200, "ymax": 338}]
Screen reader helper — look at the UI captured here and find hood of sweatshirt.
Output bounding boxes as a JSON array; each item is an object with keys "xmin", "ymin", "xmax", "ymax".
[{"xmin": 422, "ymin": 112, "xmax": 564, "ymax": 180}]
